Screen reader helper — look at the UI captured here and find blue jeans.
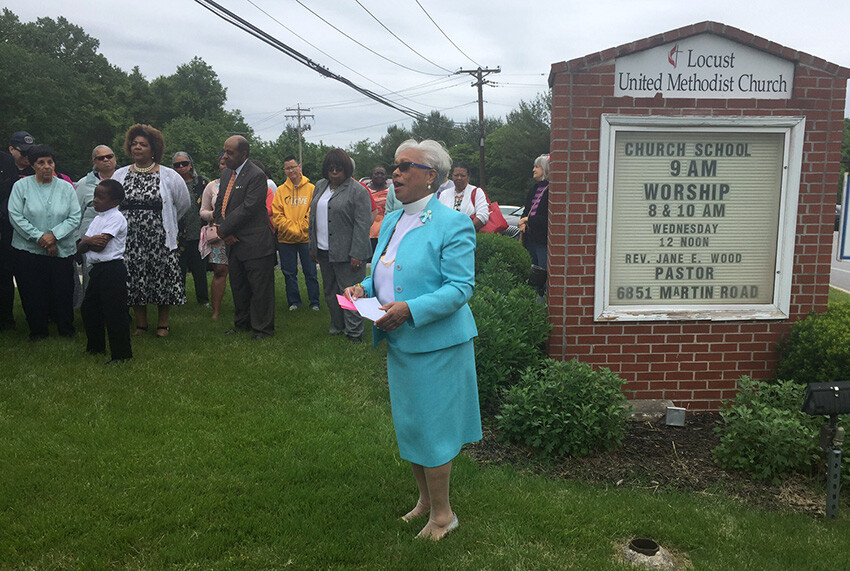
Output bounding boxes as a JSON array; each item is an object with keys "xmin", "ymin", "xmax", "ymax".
[
  {"xmin": 526, "ymin": 241, "xmax": 547, "ymax": 297},
  {"xmin": 527, "ymin": 241, "xmax": 547, "ymax": 270},
  {"xmin": 278, "ymin": 242, "xmax": 320, "ymax": 307}
]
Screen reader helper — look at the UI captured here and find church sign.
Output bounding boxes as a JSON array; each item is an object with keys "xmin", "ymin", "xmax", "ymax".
[
  {"xmin": 594, "ymin": 115, "xmax": 805, "ymax": 321},
  {"xmin": 615, "ymin": 34, "xmax": 795, "ymax": 100}
]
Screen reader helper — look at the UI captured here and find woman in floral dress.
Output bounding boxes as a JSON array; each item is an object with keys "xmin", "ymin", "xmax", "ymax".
[{"xmin": 112, "ymin": 124, "xmax": 190, "ymax": 337}]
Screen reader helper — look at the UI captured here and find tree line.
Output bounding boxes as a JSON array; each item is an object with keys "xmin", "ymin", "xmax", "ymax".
[{"xmin": 0, "ymin": 10, "xmax": 550, "ymax": 206}]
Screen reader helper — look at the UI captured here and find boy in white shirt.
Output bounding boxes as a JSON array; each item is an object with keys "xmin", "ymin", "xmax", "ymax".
[{"xmin": 78, "ymin": 179, "xmax": 131, "ymax": 363}]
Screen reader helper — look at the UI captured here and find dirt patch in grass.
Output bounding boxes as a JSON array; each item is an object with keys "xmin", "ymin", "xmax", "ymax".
[{"xmin": 466, "ymin": 412, "xmax": 827, "ymax": 516}]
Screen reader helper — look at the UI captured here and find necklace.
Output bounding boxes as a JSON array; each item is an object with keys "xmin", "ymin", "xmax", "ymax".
[
  {"xmin": 36, "ymin": 178, "xmax": 57, "ymax": 210},
  {"xmin": 133, "ymin": 162, "xmax": 156, "ymax": 173}
]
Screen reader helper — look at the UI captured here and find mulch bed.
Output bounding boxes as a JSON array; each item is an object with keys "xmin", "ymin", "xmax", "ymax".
[{"xmin": 466, "ymin": 412, "xmax": 828, "ymax": 516}]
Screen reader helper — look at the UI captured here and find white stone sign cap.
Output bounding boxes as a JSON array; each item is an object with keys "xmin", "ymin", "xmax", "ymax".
[{"xmin": 614, "ymin": 33, "xmax": 794, "ymax": 100}]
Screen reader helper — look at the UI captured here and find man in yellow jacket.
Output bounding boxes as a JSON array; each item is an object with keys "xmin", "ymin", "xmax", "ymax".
[{"xmin": 272, "ymin": 156, "xmax": 320, "ymax": 310}]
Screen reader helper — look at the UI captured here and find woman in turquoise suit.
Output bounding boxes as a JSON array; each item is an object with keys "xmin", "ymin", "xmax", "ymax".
[{"xmin": 345, "ymin": 139, "xmax": 481, "ymax": 541}]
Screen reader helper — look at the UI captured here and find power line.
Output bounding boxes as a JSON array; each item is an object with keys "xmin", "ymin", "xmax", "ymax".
[
  {"xmin": 242, "ymin": 76, "xmax": 467, "ymax": 130},
  {"xmin": 492, "ymin": 82, "xmax": 546, "ymax": 88},
  {"xmin": 294, "ymin": 0, "xmax": 447, "ymax": 77},
  {"xmin": 193, "ymin": 0, "xmax": 429, "ymax": 121},
  {"xmin": 354, "ymin": 0, "xmax": 454, "ymax": 74},
  {"xmin": 244, "ymin": 0, "xmax": 383, "ymax": 90},
  {"xmin": 313, "ymin": 79, "xmax": 470, "ymax": 111},
  {"xmin": 415, "ymin": 0, "xmax": 480, "ymax": 68},
  {"xmin": 306, "ymin": 100, "xmax": 476, "ymax": 140},
  {"xmin": 308, "ymin": 117, "xmax": 416, "ymax": 140}
]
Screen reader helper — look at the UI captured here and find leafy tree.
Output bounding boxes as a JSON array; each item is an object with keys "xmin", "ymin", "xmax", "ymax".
[
  {"xmin": 0, "ymin": 10, "xmax": 115, "ymax": 80},
  {"xmin": 117, "ymin": 67, "xmax": 157, "ymax": 126},
  {"xmin": 346, "ymin": 139, "xmax": 382, "ymax": 180},
  {"xmin": 253, "ymin": 128, "xmax": 330, "ymax": 185},
  {"xmin": 375, "ymin": 124, "xmax": 413, "ymax": 170},
  {"xmin": 410, "ymin": 111, "xmax": 459, "ymax": 148},
  {"xmin": 1, "ymin": 10, "xmax": 256, "ymax": 180},
  {"xmin": 160, "ymin": 117, "xmax": 234, "ymax": 181},
  {"xmin": 0, "ymin": 10, "xmax": 129, "ymax": 177},
  {"xmin": 148, "ymin": 57, "xmax": 228, "ymax": 127},
  {"xmin": 483, "ymin": 92, "xmax": 551, "ymax": 204}
]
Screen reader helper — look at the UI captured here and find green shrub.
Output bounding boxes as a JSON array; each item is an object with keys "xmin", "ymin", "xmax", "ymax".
[
  {"xmin": 712, "ymin": 376, "xmax": 822, "ymax": 481},
  {"xmin": 496, "ymin": 359, "xmax": 630, "ymax": 457},
  {"xmin": 776, "ymin": 302, "xmax": 850, "ymax": 384},
  {"xmin": 470, "ymin": 285, "xmax": 550, "ymax": 409},
  {"xmin": 475, "ymin": 232, "xmax": 531, "ymax": 293}
]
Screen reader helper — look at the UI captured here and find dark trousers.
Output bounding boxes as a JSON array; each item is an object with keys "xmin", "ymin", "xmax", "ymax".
[
  {"xmin": 14, "ymin": 249, "xmax": 75, "ymax": 339},
  {"xmin": 81, "ymin": 260, "xmax": 132, "ymax": 360},
  {"xmin": 229, "ymin": 253, "xmax": 275, "ymax": 336},
  {"xmin": 0, "ymin": 220, "xmax": 17, "ymax": 327},
  {"xmin": 278, "ymin": 242, "xmax": 320, "ymax": 307},
  {"xmin": 316, "ymin": 249, "xmax": 365, "ymax": 339},
  {"xmin": 179, "ymin": 239, "xmax": 209, "ymax": 303}
]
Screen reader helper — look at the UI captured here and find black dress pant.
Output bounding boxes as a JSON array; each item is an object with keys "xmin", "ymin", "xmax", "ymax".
[
  {"xmin": 179, "ymin": 239, "xmax": 209, "ymax": 303},
  {"xmin": 229, "ymin": 253, "xmax": 275, "ymax": 336},
  {"xmin": 81, "ymin": 260, "xmax": 132, "ymax": 360},
  {"xmin": 0, "ymin": 220, "xmax": 17, "ymax": 327},
  {"xmin": 14, "ymin": 249, "xmax": 75, "ymax": 339}
]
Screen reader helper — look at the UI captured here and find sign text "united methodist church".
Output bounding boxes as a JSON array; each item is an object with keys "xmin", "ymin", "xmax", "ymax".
[{"xmin": 615, "ymin": 34, "xmax": 794, "ymax": 99}]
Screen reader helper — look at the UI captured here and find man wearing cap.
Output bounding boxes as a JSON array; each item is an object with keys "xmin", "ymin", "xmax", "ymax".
[{"xmin": 0, "ymin": 131, "xmax": 37, "ymax": 329}]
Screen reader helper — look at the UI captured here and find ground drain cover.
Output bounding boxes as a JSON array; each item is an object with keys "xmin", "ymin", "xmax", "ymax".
[{"xmin": 619, "ymin": 537, "xmax": 689, "ymax": 569}]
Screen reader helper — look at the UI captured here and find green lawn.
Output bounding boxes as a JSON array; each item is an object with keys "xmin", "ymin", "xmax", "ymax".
[
  {"xmin": 829, "ymin": 285, "xmax": 850, "ymax": 304},
  {"xmin": 1, "ymin": 275, "xmax": 848, "ymax": 569}
]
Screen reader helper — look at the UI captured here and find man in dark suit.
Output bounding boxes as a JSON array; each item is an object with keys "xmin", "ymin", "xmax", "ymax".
[{"xmin": 214, "ymin": 135, "xmax": 276, "ymax": 338}]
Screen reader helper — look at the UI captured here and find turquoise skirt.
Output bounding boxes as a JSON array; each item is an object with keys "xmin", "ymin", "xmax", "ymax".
[{"xmin": 386, "ymin": 339, "xmax": 482, "ymax": 467}]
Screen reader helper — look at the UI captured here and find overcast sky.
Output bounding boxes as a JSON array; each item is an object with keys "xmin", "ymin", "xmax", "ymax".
[{"xmin": 9, "ymin": 1, "xmax": 850, "ymax": 148}]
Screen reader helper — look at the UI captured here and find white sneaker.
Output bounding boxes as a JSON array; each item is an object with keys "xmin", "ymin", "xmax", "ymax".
[
  {"xmin": 289, "ymin": 304, "xmax": 299, "ymax": 311},
  {"xmin": 311, "ymin": 305, "xmax": 320, "ymax": 311}
]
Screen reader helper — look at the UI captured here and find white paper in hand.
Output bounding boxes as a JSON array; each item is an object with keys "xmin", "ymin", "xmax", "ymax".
[{"xmin": 352, "ymin": 297, "xmax": 386, "ymax": 322}]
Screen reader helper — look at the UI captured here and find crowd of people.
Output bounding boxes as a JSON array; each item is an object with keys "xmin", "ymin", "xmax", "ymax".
[{"xmin": 0, "ymin": 125, "xmax": 549, "ymax": 541}]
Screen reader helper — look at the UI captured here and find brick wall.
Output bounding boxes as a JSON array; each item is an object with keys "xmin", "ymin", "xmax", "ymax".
[{"xmin": 547, "ymin": 22, "xmax": 849, "ymax": 410}]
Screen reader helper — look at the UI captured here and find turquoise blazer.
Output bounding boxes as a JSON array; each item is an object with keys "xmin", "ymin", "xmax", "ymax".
[{"xmin": 362, "ymin": 194, "xmax": 478, "ymax": 354}]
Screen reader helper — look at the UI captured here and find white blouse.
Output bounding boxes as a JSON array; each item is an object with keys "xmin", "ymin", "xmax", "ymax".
[
  {"xmin": 315, "ymin": 187, "xmax": 333, "ymax": 251},
  {"xmin": 373, "ymin": 194, "xmax": 432, "ymax": 305}
]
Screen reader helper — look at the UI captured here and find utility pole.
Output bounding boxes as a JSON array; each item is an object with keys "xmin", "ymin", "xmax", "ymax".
[
  {"xmin": 284, "ymin": 104, "xmax": 314, "ymax": 165},
  {"xmin": 456, "ymin": 67, "xmax": 500, "ymax": 187}
]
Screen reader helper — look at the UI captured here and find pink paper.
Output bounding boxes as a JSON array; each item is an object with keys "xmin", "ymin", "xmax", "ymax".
[{"xmin": 336, "ymin": 293, "xmax": 357, "ymax": 311}]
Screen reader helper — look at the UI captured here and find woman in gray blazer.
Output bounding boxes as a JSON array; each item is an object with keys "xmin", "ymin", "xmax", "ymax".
[{"xmin": 309, "ymin": 148, "xmax": 372, "ymax": 342}]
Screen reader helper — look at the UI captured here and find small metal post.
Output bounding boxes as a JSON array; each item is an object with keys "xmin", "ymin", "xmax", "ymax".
[{"xmin": 826, "ymin": 447, "xmax": 842, "ymax": 519}]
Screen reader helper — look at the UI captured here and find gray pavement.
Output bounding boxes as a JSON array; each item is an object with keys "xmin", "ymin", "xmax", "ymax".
[{"xmin": 830, "ymin": 231, "xmax": 850, "ymax": 293}]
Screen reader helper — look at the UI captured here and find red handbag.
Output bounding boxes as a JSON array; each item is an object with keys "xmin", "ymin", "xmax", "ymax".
[{"xmin": 475, "ymin": 187, "xmax": 509, "ymax": 233}]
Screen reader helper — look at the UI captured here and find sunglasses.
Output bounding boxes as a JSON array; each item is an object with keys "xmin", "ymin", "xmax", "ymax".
[
  {"xmin": 392, "ymin": 161, "xmax": 433, "ymax": 172},
  {"xmin": 94, "ymin": 154, "xmax": 114, "ymax": 161},
  {"xmin": 327, "ymin": 164, "xmax": 345, "ymax": 173},
  {"xmin": 173, "ymin": 161, "xmax": 191, "ymax": 168}
]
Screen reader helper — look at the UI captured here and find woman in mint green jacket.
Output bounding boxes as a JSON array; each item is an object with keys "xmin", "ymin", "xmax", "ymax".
[
  {"xmin": 8, "ymin": 145, "xmax": 81, "ymax": 340},
  {"xmin": 346, "ymin": 139, "xmax": 481, "ymax": 541}
]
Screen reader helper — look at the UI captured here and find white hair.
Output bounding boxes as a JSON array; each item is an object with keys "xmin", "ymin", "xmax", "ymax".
[
  {"xmin": 534, "ymin": 154, "xmax": 550, "ymax": 179},
  {"xmin": 91, "ymin": 144, "xmax": 112, "ymax": 160},
  {"xmin": 395, "ymin": 139, "xmax": 452, "ymax": 186},
  {"xmin": 172, "ymin": 151, "xmax": 198, "ymax": 179}
]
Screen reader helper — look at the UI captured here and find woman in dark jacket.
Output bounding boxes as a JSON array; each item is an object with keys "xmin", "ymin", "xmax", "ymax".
[
  {"xmin": 172, "ymin": 151, "xmax": 209, "ymax": 305},
  {"xmin": 519, "ymin": 154, "xmax": 549, "ymax": 297},
  {"xmin": 308, "ymin": 148, "xmax": 372, "ymax": 342}
]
